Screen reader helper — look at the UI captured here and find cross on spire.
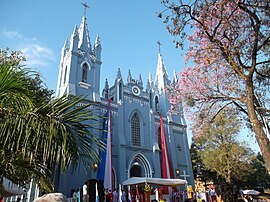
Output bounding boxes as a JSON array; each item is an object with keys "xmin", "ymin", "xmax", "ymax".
[
  {"xmin": 81, "ymin": 1, "xmax": 90, "ymax": 17},
  {"xmin": 157, "ymin": 41, "xmax": 162, "ymax": 53}
]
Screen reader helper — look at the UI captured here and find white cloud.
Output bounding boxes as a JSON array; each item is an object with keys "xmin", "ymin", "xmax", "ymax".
[
  {"xmin": 20, "ymin": 44, "xmax": 56, "ymax": 67},
  {"xmin": 1, "ymin": 29, "xmax": 56, "ymax": 67},
  {"xmin": 2, "ymin": 30, "xmax": 24, "ymax": 39}
]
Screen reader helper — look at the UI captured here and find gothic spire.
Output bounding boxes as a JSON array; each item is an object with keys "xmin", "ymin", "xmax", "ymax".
[
  {"xmin": 61, "ymin": 38, "xmax": 69, "ymax": 56},
  {"xmin": 78, "ymin": 2, "xmax": 91, "ymax": 52},
  {"xmin": 72, "ymin": 25, "xmax": 79, "ymax": 38},
  {"xmin": 127, "ymin": 69, "xmax": 132, "ymax": 83},
  {"xmin": 94, "ymin": 34, "xmax": 101, "ymax": 48},
  {"xmin": 155, "ymin": 51, "xmax": 170, "ymax": 94},
  {"xmin": 70, "ymin": 25, "xmax": 79, "ymax": 51},
  {"xmin": 103, "ymin": 78, "xmax": 109, "ymax": 98},
  {"xmin": 138, "ymin": 73, "xmax": 143, "ymax": 87},
  {"xmin": 117, "ymin": 68, "xmax": 122, "ymax": 79},
  {"xmin": 64, "ymin": 38, "xmax": 69, "ymax": 50},
  {"xmin": 148, "ymin": 73, "xmax": 154, "ymax": 89},
  {"xmin": 94, "ymin": 34, "xmax": 102, "ymax": 61},
  {"xmin": 78, "ymin": 16, "xmax": 92, "ymax": 52},
  {"xmin": 173, "ymin": 69, "xmax": 178, "ymax": 84}
]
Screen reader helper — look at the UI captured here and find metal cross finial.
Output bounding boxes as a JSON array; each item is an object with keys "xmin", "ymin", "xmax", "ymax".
[
  {"xmin": 81, "ymin": 1, "xmax": 90, "ymax": 17},
  {"xmin": 157, "ymin": 41, "xmax": 162, "ymax": 53}
]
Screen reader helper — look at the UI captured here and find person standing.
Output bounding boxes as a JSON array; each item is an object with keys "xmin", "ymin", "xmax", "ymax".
[
  {"xmin": 121, "ymin": 190, "xmax": 127, "ymax": 202},
  {"xmin": 209, "ymin": 188, "xmax": 216, "ymax": 202},
  {"xmin": 113, "ymin": 189, "xmax": 118, "ymax": 202},
  {"xmin": 83, "ymin": 182, "xmax": 88, "ymax": 202},
  {"xmin": 109, "ymin": 190, "xmax": 113, "ymax": 202},
  {"xmin": 73, "ymin": 189, "xmax": 78, "ymax": 202},
  {"xmin": 77, "ymin": 188, "xmax": 81, "ymax": 202},
  {"xmin": 105, "ymin": 188, "xmax": 110, "ymax": 202}
]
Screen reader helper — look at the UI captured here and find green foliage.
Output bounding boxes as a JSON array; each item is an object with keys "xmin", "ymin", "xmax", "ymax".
[
  {"xmin": 26, "ymin": 74, "xmax": 54, "ymax": 104},
  {"xmin": 190, "ymin": 140, "xmax": 217, "ymax": 183},
  {"xmin": 243, "ymin": 153, "xmax": 270, "ymax": 190},
  {"xmin": 0, "ymin": 49, "xmax": 103, "ymax": 193},
  {"xmin": 196, "ymin": 110, "xmax": 255, "ymax": 184},
  {"xmin": 191, "ymin": 109, "xmax": 259, "ymax": 201}
]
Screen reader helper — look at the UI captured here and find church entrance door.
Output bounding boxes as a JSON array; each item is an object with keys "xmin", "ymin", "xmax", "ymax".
[{"xmin": 130, "ymin": 164, "xmax": 142, "ymax": 177}]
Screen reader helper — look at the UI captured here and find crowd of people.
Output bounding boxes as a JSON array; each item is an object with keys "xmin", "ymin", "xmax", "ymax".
[
  {"xmin": 69, "ymin": 184, "xmax": 127, "ymax": 202},
  {"xmin": 68, "ymin": 184, "xmax": 269, "ymax": 202},
  {"xmin": 104, "ymin": 188, "xmax": 127, "ymax": 202}
]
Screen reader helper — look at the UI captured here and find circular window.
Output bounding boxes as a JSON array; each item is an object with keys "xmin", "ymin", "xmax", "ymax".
[{"xmin": 132, "ymin": 86, "xmax": 140, "ymax": 96}]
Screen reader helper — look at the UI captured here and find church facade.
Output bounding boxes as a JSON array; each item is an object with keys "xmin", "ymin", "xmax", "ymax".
[{"xmin": 55, "ymin": 12, "xmax": 194, "ymax": 196}]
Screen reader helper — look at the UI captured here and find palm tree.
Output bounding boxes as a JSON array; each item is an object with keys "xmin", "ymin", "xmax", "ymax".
[{"xmin": 0, "ymin": 49, "xmax": 103, "ymax": 192}]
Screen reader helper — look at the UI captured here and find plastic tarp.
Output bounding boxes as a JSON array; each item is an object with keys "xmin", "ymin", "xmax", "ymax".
[
  {"xmin": 0, "ymin": 177, "xmax": 26, "ymax": 197},
  {"xmin": 33, "ymin": 193, "xmax": 68, "ymax": 202},
  {"xmin": 122, "ymin": 177, "xmax": 187, "ymax": 186}
]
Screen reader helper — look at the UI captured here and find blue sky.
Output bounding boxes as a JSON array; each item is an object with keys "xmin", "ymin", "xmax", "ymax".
[
  {"xmin": 0, "ymin": 0, "xmax": 186, "ymax": 91},
  {"xmin": 0, "ymin": 0, "xmax": 260, "ymax": 153}
]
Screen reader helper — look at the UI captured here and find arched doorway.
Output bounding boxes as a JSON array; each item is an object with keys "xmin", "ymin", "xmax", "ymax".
[
  {"xmin": 130, "ymin": 164, "xmax": 142, "ymax": 178},
  {"xmin": 127, "ymin": 154, "xmax": 153, "ymax": 202},
  {"xmin": 127, "ymin": 153, "xmax": 153, "ymax": 178}
]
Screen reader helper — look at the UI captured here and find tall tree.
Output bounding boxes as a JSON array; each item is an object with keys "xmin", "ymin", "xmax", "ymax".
[
  {"xmin": 0, "ymin": 49, "xmax": 103, "ymax": 192},
  {"xmin": 190, "ymin": 140, "xmax": 217, "ymax": 184},
  {"xmin": 160, "ymin": 0, "xmax": 270, "ymax": 172},
  {"xmin": 195, "ymin": 110, "xmax": 255, "ymax": 202},
  {"xmin": 197, "ymin": 110, "xmax": 255, "ymax": 184}
]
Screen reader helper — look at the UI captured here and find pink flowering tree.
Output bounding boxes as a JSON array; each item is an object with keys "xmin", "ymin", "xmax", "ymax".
[{"xmin": 160, "ymin": 0, "xmax": 270, "ymax": 172}]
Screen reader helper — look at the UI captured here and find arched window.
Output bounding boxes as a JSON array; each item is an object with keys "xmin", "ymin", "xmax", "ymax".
[
  {"xmin": 157, "ymin": 127, "xmax": 162, "ymax": 149},
  {"xmin": 155, "ymin": 96, "xmax": 159, "ymax": 113},
  {"xmin": 119, "ymin": 83, "xmax": 122, "ymax": 100},
  {"xmin": 149, "ymin": 92, "xmax": 152, "ymax": 109},
  {"xmin": 63, "ymin": 66, "xmax": 67, "ymax": 84},
  {"xmin": 82, "ymin": 63, "xmax": 88, "ymax": 82},
  {"xmin": 131, "ymin": 113, "xmax": 140, "ymax": 146}
]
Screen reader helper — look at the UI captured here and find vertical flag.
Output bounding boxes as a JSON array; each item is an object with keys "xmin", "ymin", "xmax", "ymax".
[
  {"xmin": 97, "ymin": 98, "xmax": 113, "ymax": 191},
  {"xmin": 159, "ymin": 114, "xmax": 173, "ymax": 193},
  {"xmin": 128, "ymin": 186, "xmax": 132, "ymax": 202},
  {"xmin": 136, "ymin": 185, "xmax": 140, "ymax": 202}
]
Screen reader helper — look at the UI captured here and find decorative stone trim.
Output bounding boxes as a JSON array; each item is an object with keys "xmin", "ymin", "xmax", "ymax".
[
  {"xmin": 79, "ymin": 82, "xmax": 91, "ymax": 89},
  {"xmin": 100, "ymin": 100, "xmax": 118, "ymax": 109},
  {"xmin": 123, "ymin": 96, "xmax": 149, "ymax": 107}
]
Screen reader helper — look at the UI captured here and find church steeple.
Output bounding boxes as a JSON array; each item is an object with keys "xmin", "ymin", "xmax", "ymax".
[
  {"xmin": 154, "ymin": 45, "xmax": 170, "ymax": 95},
  {"xmin": 77, "ymin": 1, "xmax": 91, "ymax": 52},
  {"xmin": 56, "ymin": 2, "xmax": 102, "ymax": 101},
  {"xmin": 78, "ymin": 16, "xmax": 92, "ymax": 52}
]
